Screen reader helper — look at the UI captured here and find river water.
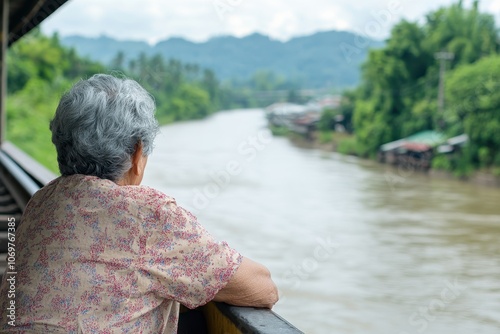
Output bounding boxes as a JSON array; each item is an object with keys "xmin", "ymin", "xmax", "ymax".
[{"xmin": 142, "ymin": 109, "xmax": 500, "ymax": 334}]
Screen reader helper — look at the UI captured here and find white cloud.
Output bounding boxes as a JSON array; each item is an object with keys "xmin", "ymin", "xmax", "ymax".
[
  {"xmin": 266, "ymin": 11, "xmax": 298, "ymax": 41},
  {"xmin": 41, "ymin": 0, "xmax": 500, "ymax": 43},
  {"xmin": 225, "ymin": 15, "xmax": 255, "ymax": 38}
]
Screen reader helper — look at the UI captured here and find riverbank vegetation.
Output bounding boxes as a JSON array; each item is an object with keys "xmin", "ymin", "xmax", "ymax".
[
  {"xmin": 6, "ymin": 30, "xmax": 226, "ymax": 172},
  {"xmin": 108, "ymin": 52, "xmax": 223, "ymax": 123},
  {"xmin": 7, "ymin": 30, "xmax": 105, "ymax": 172},
  {"xmin": 7, "ymin": 29, "xmax": 311, "ymax": 173},
  {"xmin": 319, "ymin": 1, "xmax": 500, "ymax": 177}
]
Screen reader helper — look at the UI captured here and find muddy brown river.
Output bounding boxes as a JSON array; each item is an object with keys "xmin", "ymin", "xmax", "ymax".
[{"xmin": 143, "ymin": 109, "xmax": 500, "ymax": 334}]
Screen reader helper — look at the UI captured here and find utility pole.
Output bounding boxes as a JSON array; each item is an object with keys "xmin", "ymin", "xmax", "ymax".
[{"xmin": 434, "ymin": 51, "xmax": 454, "ymax": 130}]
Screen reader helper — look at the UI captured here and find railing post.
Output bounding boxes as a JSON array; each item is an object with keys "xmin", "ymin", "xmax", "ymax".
[{"xmin": 0, "ymin": 0, "xmax": 8, "ymax": 144}]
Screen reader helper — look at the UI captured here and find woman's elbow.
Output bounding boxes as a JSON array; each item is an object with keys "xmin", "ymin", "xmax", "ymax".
[
  {"xmin": 263, "ymin": 279, "xmax": 279, "ymax": 309},
  {"xmin": 214, "ymin": 257, "xmax": 279, "ymax": 308},
  {"xmin": 253, "ymin": 265, "xmax": 279, "ymax": 308}
]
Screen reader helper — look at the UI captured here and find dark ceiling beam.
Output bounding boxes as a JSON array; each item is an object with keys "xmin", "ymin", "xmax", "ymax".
[{"xmin": 8, "ymin": 0, "xmax": 69, "ymax": 45}]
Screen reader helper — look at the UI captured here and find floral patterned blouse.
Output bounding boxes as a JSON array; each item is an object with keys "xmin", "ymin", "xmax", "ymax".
[{"xmin": 0, "ymin": 174, "xmax": 242, "ymax": 333}]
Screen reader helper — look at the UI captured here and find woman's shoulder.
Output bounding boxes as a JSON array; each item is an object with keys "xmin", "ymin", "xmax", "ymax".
[
  {"xmin": 34, "ymin": 174, "xmax": 177, "ymax": 209},
  {"xmin": 126, "ymin": 184, "xmax": 176, "ymax": 204}
]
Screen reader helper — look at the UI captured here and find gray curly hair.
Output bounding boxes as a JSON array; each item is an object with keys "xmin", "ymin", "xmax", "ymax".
[{"xmin": 50, "ymin": 74, "xmax": 159, "ymax": 181}]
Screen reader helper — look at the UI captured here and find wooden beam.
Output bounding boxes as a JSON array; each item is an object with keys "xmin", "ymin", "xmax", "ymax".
[{"xmin": 8, "ymin": 0, "xmax": 69, "ymax": 46}]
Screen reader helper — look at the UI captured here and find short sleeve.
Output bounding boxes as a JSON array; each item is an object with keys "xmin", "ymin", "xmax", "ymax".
[{"xmin": 138, "ymin": 199, "xmax": 242, "ymax": 309}]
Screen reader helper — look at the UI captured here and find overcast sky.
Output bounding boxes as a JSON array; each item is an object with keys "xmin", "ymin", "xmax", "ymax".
[{"xmin": 42, "ymin": 0, "xmax": 500, "ymax": 44}]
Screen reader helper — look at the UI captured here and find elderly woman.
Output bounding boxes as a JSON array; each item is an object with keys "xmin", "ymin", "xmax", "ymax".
[{"xmin": 0, "ymin": 74, "xmax": 278, "ymax": 333}]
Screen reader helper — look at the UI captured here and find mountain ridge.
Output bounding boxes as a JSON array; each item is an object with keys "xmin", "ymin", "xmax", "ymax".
[{"xmin": 61, "ymin": 30, "xmax": 383, "ymax": 88}]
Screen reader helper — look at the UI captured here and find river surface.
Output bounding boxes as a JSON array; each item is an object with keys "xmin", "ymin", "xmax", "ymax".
[{"xmin": 142, "ymin": 109, "xmax": 500, "ymax": 334}]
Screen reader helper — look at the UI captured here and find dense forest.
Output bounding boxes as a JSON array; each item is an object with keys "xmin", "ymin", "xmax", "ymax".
[
  {"xmin": 7, "ymin": 30, "xmax": 225, "ymax": 172},
  {"xmin": 7, "ymin": 31, "xmax": 104, "ymax": 172},
  {"xmin": 320, "ymin": 1, "xmax": 500, "ymax": 176}
]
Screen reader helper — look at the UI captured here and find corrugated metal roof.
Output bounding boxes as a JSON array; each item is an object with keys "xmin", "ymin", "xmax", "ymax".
[{"xmin": 447, "ymin": 134, "xmax": 468, "ymax": 146}]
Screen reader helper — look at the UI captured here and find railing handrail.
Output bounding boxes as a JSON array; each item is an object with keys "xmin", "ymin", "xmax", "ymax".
[
  {"xmin": 0, "ymin": 150, "xmax": 39, "ymax": 196},
  {"xmin": 215, "ymin": 302, "xmax": 304, "ymax": 333},
  {"xmin": 2, "ymin": 141, "xmax": 57, "ymax": 186}
]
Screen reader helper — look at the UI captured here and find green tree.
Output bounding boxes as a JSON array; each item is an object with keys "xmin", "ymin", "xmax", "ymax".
[
  {"xmin": 346, "ymin": 0, "xmax": 499, "ymax": 162},
  {"xmin": 6, "ymin": 31, "xmax": 105, "ymax": 172},
  {"xmin": 110, "ymin": 51, "xmax": 125, "ymax": 70},
  {"xmin": 446, "ymin": 55, "xmax": 500, "ymax": 169},
  {"xmin": 319, "ymin": 90, "xmax": 356, "ymax": 133},
  {"xmin": 424, "ymin": 1, "xmax": 499, "ymax": 66}
]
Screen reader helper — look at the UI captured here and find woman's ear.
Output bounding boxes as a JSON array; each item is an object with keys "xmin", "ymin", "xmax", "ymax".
[
  {"xmin": 116, "ymin": 143, "xmax": 147, "ymax": 186},
  {"xmin": 132, "ymin": 143, "xmax": 145, "ymax": 176}
]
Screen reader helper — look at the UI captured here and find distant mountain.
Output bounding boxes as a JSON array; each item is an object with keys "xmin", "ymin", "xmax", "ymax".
[{"xmin": 61, "ymin": 31, "xmax": 383, "ymax": 88}]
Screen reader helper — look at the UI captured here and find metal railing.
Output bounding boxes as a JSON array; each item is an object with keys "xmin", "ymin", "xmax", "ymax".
[{"xmin": 0, "ymin": 142, "xmax": 56, "ymax": 211}]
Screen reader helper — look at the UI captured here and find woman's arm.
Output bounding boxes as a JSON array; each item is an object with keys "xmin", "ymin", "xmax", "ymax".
[{"xmin": 213, "ymin": 257, "xmax": 279, "ymax": 309}]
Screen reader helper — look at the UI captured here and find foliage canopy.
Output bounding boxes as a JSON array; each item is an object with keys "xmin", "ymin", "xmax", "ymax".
[
  {"xmin": 322, "ymin": 1, "xmax": 500, "ymax": 172},
  {"xmin": 6, "ymin": 30, "xmax": 224, "ymax": 173}
]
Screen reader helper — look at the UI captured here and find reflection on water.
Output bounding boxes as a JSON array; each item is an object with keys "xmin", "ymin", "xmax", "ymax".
[{"xmin": 143, "ymin": 109, "xmax": 500, "ymax": 334}]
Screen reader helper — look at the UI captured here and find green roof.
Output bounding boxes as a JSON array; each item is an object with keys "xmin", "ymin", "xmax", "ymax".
[
  {"xmin": 380, "ymin": 130, "xmax": 447, "ymax": 152},
  {"xmin": 405, "ymin": 130, "xmax": 447, "ymax": 146}
]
